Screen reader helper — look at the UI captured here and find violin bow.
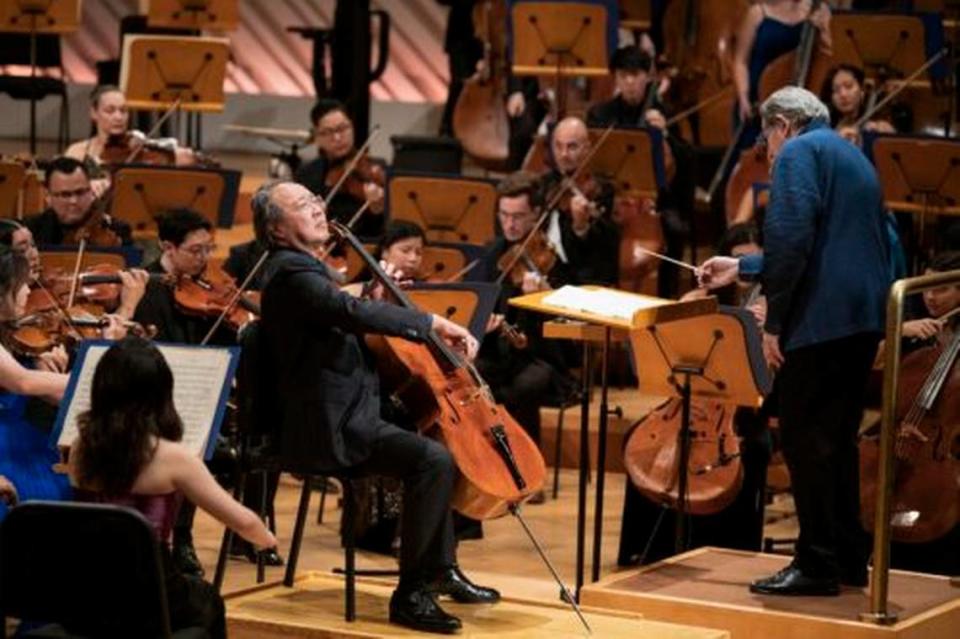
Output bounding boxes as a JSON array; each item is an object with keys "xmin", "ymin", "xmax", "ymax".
[
  {"xmin": 852, "ymin": 48, "xmax": 948, "ymax": 130},
  {"xmin": 200, "ymin": 248, "xmax": 270, "ymax": 346},
  {"xmin": 323, "ymin": 124, "xmax": 382, "ymax": 207},
  {"xmin": 66, "ymin": 236, "xmax": 88, "ymax": 309},
  {"xmin": 494, "ymin": 124, "xmax": 616, "ymax": 286},
  {"xmin": 124, "ymin": 97, "xmax": 183, "ymax": 164}
]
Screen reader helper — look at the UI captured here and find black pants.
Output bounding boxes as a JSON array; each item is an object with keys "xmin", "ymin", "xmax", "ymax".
[
  {"xmin": 349, "ymin": 421, "xmax": 456, "ymax": 588},
  {"xmin": 778, "ymin": 333, "xmax": 879, "ymax": 578},
  {"xmin": 162, "ymin": 549, "xmax": 226, "ymax": 639}
]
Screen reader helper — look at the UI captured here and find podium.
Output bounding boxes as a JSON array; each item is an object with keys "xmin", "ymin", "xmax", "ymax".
[{"xmin": 510, "ymin": 285, "xmax": 717, "ymax": 598}]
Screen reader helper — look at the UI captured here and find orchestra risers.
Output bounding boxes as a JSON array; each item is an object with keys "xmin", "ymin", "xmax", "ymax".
[
  {"xmin": 539, "ymin": 388, "xmax": 665, "ymax": 473},
  {"xmin": 225, "ymin": 572, "xmax": 732, "ymax": 639},
  {"xmin": 580, "ymin": 547, "xmax": 960, "ymax": 639}
]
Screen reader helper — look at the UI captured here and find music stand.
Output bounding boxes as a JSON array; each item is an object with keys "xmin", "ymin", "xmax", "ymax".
[
  {"xmin": 109, "ymin": 166, "xmax": 225, "ymax": 238},
  {"xmin": 511, "ymin": 2, "xmax": 609, "ymax": 118},
  {"xmin": 588, "ymin": 127, "xmax": 667, "ymax": 197},
  {"xmin": 408, "ymin": 282, "xmax": 500, "ymax": 341},
  {"xmin": 629, "ymin": 306, "xmax": 771, "ymax": 552},
  {"xmin": 386, "ymin": 173, "xmax": 498, "ymax": 245},
  {"xmin": 510, "ymin": 285, "xmax": 716, "ymax": 597},
  {"xmin": 830, "ymin": 13, "xmax": 930, "ymax": 84},
  {"xmin": 618, "ymin": 0, "xmax": 651, "ymax": 31},
  {"xmin": 869, "ymin": 134, "xmax": 960, "ymax": 264},
  {"xmin": 120, "ymin": 34, "xmax": 229, "ymax": 112},
  {"xmin": 0, "ymin": 0, "xmax": 80, "ymax": 155},
  {"xmin": 146, "ymin": 0, "xmax": 239, "ymax": 31},
  {"xmin": 0, "ymin": 162, "xmax": 26, "ymax": 219}
]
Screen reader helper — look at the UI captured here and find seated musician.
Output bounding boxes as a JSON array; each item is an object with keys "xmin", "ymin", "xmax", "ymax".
[
  {"xmin": 295, "ymin": 99, "xmax": 386, "ymax": 238},
  {"xmin": 540, "ymin": 117, "xmax": 619, "ymax": 286},
  {"xmin": 902, "ymin": 251, "xmax": 960, "ymax": 343},
  {"xmin": 473, "ymin": 173, "xmax": 577, "ymax": 496},
  {"xmin": 25, "ymin": 157, "xmax": 133, "ymax": 247},
  {"xmin": 65, "ymin": 85, "xmax": 196, "ymax": 178},
  {"xmin": 0, "ymin": 220, "xmax": 40, "ymax": 281},
  {"xmin": 252, "ymin": 180, "xmax": 499, "ymax": 634},
  {"xmin": 820, "ymin": 64, "xmax": 899, "ymax": 143},
  {"xmin": 587, "ymin": 44, "xmax": 696, "ymax": 297},
  {"xmin": 69, "ymin": 337, "xmax": 278, "ymax": 639}
]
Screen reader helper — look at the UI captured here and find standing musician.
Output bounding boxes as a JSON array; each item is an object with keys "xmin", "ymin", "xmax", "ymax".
[
  {"xmin": 252, "ymin": 180, "xmax": 499, "ymax": 634},
  {"xmin": 295, "ymin": 99, "xmax": 386, "ymax": 239},
  {"xmin": 25, "ymin": 157, "xmax": 133, "ymax": 248},
  {"xmin": 473, "ymin": 173, "xmax": 576, "ymax": 480},
  {"xmin": 699, "ymin": 87, "xmax": 891, "ymax": 596},
  {"xmin": 587, "ymin": 45, "xmax": 696, "ymax": 298},
  {"xmin": 540, "ymin": 117, "xmax": 619, "ymax": 286}
]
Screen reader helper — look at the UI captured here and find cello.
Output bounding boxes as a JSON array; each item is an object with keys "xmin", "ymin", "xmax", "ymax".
[
  {"xmin": 756, "ymin": 0, "xmax": 833, "ymax": 103},
  {"xmin": 859, "ymin": 320, "xmax": 960, "ymax": 543}
]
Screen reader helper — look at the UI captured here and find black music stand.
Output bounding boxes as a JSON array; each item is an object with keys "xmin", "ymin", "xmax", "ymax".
[
  {"xmin": 146, "ymin": 0, "xmax": 239, "ymax": 31},
  {"xmin": 0, "ymin": 0, "xmax": 80, "ymax": 155},
  {"xmin": 510, "ymin": 2, "xmax": 610, "ymax": 118},
  {"xmin": 629, "ymin": 306, "xmax": 771, "ymax": 553}
]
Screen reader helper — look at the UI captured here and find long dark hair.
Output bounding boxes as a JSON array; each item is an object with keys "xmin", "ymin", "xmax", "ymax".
[
  {"xmin": 0, "ymin": 248, "xmax": 29, "ymax": 319},
  {"xmin": 820, "ymin": 64, "xmax": 867, "ymax": 127},
  {"xmin": 75, "ymin": 338, "xmax": 184, "ymax": 496}
]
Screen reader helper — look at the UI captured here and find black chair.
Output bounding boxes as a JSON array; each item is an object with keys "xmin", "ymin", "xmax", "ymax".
[
  {"xmin": 390, "ymin": 135, "xmax": 463, "ymax": 174},
  {"xmin": 213, "ymin": 323, "xmax": 397, "ymax": 622},
  {"xmin": 0, "ymin": 33, "xmax": 69, "ymax": 151},
  {"xmin": 0, "ymin": 501, "xmax": 205, "ymax": 638}
]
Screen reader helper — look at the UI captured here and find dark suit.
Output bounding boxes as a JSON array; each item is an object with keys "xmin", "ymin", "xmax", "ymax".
[
  {"xmin": 26, "ymin": 208, "xmax": 133, "ymax": 247},
  {"xmin": 259, "ymin": 248, "xmax": 456, "ymax": 583}
]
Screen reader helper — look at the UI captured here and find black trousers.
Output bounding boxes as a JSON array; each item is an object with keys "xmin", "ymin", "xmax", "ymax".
[
  {"xmin": 778, "ymin": 332, "xmax": 879, "ymax": 578},
  {"xmin": 349, "ymin": 421, "xmax": 457, "ymax": 588}
]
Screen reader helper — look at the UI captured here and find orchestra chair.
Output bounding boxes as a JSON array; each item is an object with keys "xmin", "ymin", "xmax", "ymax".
[
  {"xmin": 390, "ymin": 135, "xmax": 463, "ymax": 175},
  {"xmin": 0, "ymin": 501, "xmax": 205, "ymax": 639},
  {"xmin": 0, "ymin": 34, "xmax": 69, "ymax": 151},
  {"xmin": 212, "ymin": 322, "xmax": 397, "ymax": 622}
]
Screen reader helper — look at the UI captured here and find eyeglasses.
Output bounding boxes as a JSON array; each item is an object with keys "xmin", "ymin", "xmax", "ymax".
[
  {"xmin": 178, "ymin": 243, "xmax": 217, "ymax": 257},
  {"xmin": 49, "ymin": 187, "xmax": 92, "ymax": 200},
  {"xmin": 316, "ymin": 122, "xmax": 352, "ymax": 138}
]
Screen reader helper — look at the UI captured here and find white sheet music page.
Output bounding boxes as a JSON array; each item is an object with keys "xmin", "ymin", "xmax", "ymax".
[
  {"xmin": 541, "ymin": 285, "xmax": 663, "ymax": 321},
  {"xmin": 57, "ymin": 343, "xmax": 234, "ymax": 458}
]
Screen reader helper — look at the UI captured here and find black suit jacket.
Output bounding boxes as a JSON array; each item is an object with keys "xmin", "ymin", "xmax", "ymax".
[{"xmin": 259, "ymin": 248, "xmax": 432, "ymax": 471}]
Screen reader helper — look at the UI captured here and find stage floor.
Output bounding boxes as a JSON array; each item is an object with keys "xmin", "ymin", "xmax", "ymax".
[
  {"xmin": 225, "ymin": 572, "xmax": 731, "ymax": 638},
  {"xmin": 581, "ymin": 547, "xmax": 960, "ymax": 639}
]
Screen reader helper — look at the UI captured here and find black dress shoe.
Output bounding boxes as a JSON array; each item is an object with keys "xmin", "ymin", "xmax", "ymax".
[
  {"xmin": 430, "ymin": 565, "xmax": 501, "ymax": 604},
  {"xmin": 229, "ymin": 539, "xmax": 285, "ymax": 566},
  {"xmin": 172, "ymin": 540, "xmax": 205, "ymax": 577},
  {"xmin": 750, "ymin": 565, "xmax": 839, "ymax": 596},
  {"xmin": 389, "ymin": 587, "xmax": 462, "ymax": 634},
  {"xmin": 841, "ymin": 566, "xmax": 868, "ymax": 588}
]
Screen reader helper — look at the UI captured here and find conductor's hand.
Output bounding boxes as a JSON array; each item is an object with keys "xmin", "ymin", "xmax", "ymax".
[
  {"xmin": 763, "ymin": 330, "xmax": 785, "ymax": 371},
  {"xmin": 697, "ymin": 256, "xmax": 740, "ymax": 289},
  {"xmin": 432, "ymin": 315, "xmax": 479, "ymax": 361}
]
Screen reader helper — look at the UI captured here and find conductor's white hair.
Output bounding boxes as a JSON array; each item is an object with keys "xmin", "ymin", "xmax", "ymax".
[{"xmin": 760, "ymin": 86, "xmax": 830, "ymax": 130}]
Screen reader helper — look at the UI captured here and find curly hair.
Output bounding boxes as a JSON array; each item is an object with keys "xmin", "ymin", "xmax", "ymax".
[{"xmin": 74, "ymin": 337, "xmax": 184, "ymax": 496}]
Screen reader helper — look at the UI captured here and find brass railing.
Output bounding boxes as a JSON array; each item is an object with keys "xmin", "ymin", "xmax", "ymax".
[{"xmin": 861, "ymin": 269, "xmax": 960, "ymax": 624}]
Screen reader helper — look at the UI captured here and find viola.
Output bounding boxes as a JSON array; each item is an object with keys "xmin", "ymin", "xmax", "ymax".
[
  {"xmin": 860, "ymin": 323, "xmax": 960, "ymax": 543},
  {"xmin": 173, "ymin": 264, "xmax": 261, "ymax": 332},
  {"xmin": 334, "ymin": 221, "xmax": 546, "ymax": 519},
  {"xmin": 323, "ymin": 151, "xmax": 385, "ymax": 205}
]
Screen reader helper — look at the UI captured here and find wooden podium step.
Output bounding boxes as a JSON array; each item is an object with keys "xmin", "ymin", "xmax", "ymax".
[
  {"xmin": 580, "ymin": 547, "xmax": 960, "ymax": 639},
  {"xmin": 225, "ymin": 571, "xmax": 731, "ymax": 638}
]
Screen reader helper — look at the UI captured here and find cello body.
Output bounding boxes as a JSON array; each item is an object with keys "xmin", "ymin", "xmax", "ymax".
[
  {"xmin": 623, "ymin": 397, "xmax": 743, "ymax": 516},
  {"xmin": 859, "ymin": 331, "xmax": 960, "ymax": 543}
]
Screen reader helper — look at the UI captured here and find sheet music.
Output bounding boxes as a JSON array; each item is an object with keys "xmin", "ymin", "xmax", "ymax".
[
  {"xmin": 57, "ymin": 343, "xmax": 235, "ymax": 458},
  {"xmin": 541, "ymin": 285, "xmax": 664, "ymax": 320}
]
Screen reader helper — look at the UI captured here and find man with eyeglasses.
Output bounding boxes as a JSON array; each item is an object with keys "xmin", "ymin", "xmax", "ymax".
[
  {"xmin": 294, "ymin": 99, "xmax": 386, "ymax": 238},
  {"xmin": 26, "ymin": 156, "xmax": 133, "ymax": 247}
]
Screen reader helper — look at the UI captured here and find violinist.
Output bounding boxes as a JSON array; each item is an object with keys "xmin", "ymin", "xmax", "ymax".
[
  {"xmin": 25, "ymin": 156, "xmax": 133, "ymax": 247},
  {"xmin": 587, "ymin": 45, "xmax": 696, "ymax": 298},
  {"xmin": 295, "ymin": 99, "xmax": 386, "ymax": 238},
  {"xmin": 474, "ymin": 173, "xmax": 576, "ymax": 482},
  {"xmin": 699, "ymin": 87, "xmax": 891, "ymax": 596},
  {"xmin": 820, "ymin": 64, "xmax": 899, "ymax": 144},
  {"xmin": 0, "ymin": 220, "xmax": 40, "ymax": 281},
  {"xmin": 252, "ymin": 180, "xmax": 498, "ymax": 634},
  {"xmin": 64, "ymin": 85, "xmax": 196, "ymax": 178},
  {"xmin": 540, "ymin": 117, "xmax": 619, "ymax": 286}
]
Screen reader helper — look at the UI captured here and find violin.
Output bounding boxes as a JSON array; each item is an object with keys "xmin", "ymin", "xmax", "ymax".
[
  {"xmin": 860, "ymin": 321, "xmax": 960, "ymax": 543},
  {"xmin": 324, "ymin": 151, "xmax": 385, "ymax": 206},
  {"xmin": 4, "ymin": 307, "xmax": 154, "ymax": 357},
  {"xmin": 173, "ymin": 264, "xmax": 261, "ymax": 332},
  {"xmin": 32, "ymin": 264, "xmax": 168, "ymax": 314},
  {"xmin": 100, "ymin": 132, "xmax": 177, "ymax": 167},
  {"xmin": 335, "ymin": 221, "xmax": 546, "ymax": 519},
  {"xmin": 495, "ymin": 230, "xmax": 558, "ymax": 289}
]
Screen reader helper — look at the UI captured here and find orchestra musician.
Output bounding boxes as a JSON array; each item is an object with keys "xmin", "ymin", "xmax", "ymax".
[
  {"xmin": 540, "ymin": 117, "xmax": 619, "ymax": 286},
  {"xmin": 69, "ymin": 337, "xmax": 278, "ymax": 639},
  {"xmin": 252, "ymin": 180, "xmax": 499, "ymax": 634},
  {"xmin": 820, "ymin": 64, "xmax": 899, "ymax": 143},
  {"xmin": 25, "ymin": 157, "xmax": 133, "ymax": 247},
  {"xmin": 699, "ymin": 87, "xmax": 891, "ymax": 596},
  {"xmin": 295, "ymin": 99, "xmax": 386, "ymax": 239},
  {"xmin": 0, "ymin": 220, "xmax": 40, "ymax": 281}
]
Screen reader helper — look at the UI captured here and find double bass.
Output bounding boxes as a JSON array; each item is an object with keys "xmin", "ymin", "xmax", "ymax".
[
  {"xmin": 756, "ymin": 0, "xmax": 833, "ymax": 103},
  {"xmin": 334, "ymin": 221, "xmax": 546, "ymax": 519}
]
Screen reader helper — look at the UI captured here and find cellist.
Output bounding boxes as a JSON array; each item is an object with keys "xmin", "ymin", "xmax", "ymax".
[{"xmin": 251, "ymin": 180, "xmax": 498, "ymax": 635}]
